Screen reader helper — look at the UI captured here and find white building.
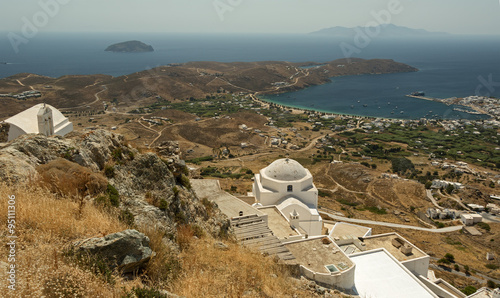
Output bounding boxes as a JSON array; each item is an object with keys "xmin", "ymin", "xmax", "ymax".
[
  {"xmin": 252, "ymin": 158, "xmax": 322, "ymax": 236},
  {"xmin": 431, "ymin": 179, "xmax": 463, "ymax": 190},
  {"xmin": 3, "ymin": 103, "xmax": 73, "ymax": 141},
  {"xmin": 461, "ymin": 214, "xmax": 474, "ymax": 226}
]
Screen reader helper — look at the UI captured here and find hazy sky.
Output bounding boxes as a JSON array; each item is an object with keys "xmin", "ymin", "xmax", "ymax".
[{"xmin": 1, "ymin": 0, "xmax": 499, "ymax": 35}]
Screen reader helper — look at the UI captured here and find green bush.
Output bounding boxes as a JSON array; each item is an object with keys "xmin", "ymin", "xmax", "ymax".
[
  {"xmin": 461, "ymin": 286, "xmax": 477, "ymax": 296},
  {"xmin": 104, "ymin": 165, "xmax": 115, "ymax": 178},
  {"xmin": 159, "ymin": 199, "xmax": 169, "ymax": 210},
  {"xmin": 365, "ymin": 206, "xmax": 387, "ymax": 215},
  {"xmin": 444, "ymin": 253, "xmax": 455, "ymax": 263},
  {"xmin": 107, "ymin": 184, "xmax": 120, "ymax": 207},
  {"xmin": 485, "ymin": 264, "xmax": 499, "ymax": 270},
  {"xmin": 179, "ymin": 174, "xmax": 191, "ymax": 189},
  {"xmin": 477, "ymin": 222, "xmax": 491, "ymax": 232},
  {"xmin": 112, "ymin": 148, "xmax": 123, "ymax": 162},
  {"xmin": 119, "ymin": 209, "xmax": 135, "ymax": 227}
]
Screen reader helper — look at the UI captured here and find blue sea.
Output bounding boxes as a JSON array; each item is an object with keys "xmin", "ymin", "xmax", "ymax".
[{"xmin": 1, "ymin": 32, "xmax": 499, "ymax": 119}]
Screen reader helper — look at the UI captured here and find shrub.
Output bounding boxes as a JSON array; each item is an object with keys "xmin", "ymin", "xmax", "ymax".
[
  {"xmin": 119, "ymin": 209, "xmax": 135, "ymax": 227},
  {"xmin": 172, "ymin": 186, "xmax": 180, "ymax": 196},
  {"xmin": 425, "ymin": 181, "xmax": 432, "ymax": 189},
  {"xmin": 365, "ymin": 206, "xmax": 387, "ymax": 215},
  {"xmin": 179, "ymin": 174, "xmax": 191, "ymax": 189},
  {"xmin": 487, "ymin": 280, "xmax": 497, "ymax": 289},
  {"xmin": 444, "ymin": 253, "xmax": 455, "ymax": 263},
  {"xmin": 454, "ymin": 264, "xmax": 460, "ymax": 271},
  {"xmin": 159, "ymin": 199, "xmax": 169, "ymax": 210},
  {"xmin": 485, "ymin": 264, "xmax": 499, "ymax": 270},
  {"xmin": 461, "ymin": 286, "xmax": 477, "ymax": 296},
  {"xmin": 37, "ymin": 158, "xmax": 108, "ymax": 198},
  {"xmin": 111, "ymin": 148, "xmax": 123, "ymax": 162},
  {"xmin": 107, "ymin": 184, "xmax": 120, "ymax": 207},
  {"xmin": 477, "ymin": 222, "xmax": 491, "ymax": 232},
  {"xmin": 104, "ymin": 164, "xmax": 115, "ymax": 178}
]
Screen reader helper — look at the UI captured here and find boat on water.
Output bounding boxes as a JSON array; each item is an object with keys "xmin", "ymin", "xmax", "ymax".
[
  {"xmin": 411, "ymin": 91, "xmax": 425, "ymax": 96},
  {"xmin": 350, "ymin": 105, "xmax": 354, "ymax": 109},
  {"xmin": 391, "ymin": 111, "xmax": 394, "ymax": 114},
  {"xmin": 0, "ymin": 62, "xmax": 7, "ymax": 65},
  {"xmin": 400, "ymin": 111, "xmax": 404, "ymax": 114},
  {"xmin": 387, "ymin": 102, "xmax": 391, "ymax": 105},
  {"xmin": 363, "ymin": 104, "xmax": 367, "ymax": 107}
]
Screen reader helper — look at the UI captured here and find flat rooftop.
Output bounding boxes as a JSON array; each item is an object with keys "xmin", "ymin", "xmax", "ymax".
[
  {"xmin": 350, "ymin": 250, "xmax": 436, "ymax": 298},
  {"xmin": 362, "ymin": 234, "xmax": 426, "ymax": 262},
  {"xmin": 258, "ymin": 207, "xmax": 298, "ymax": 239},
  {"xmin": 284, "ymin": 238, "xmax": 353, "ymax": 274},
  {"xmin": 191, "ymin": 179, "xmax": 264, "ymax": 219},
  {"xmin": 330, "ymin": 222, "xmax": 371, "ymax": 238}
]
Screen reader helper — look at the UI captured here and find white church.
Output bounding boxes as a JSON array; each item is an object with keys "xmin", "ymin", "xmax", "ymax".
[
  {"xmin": 2, "ymin": 103, "xmax": 73, "ymax": 141},
  {"xmin": 252, "ymin": 158, "xmax": 323, "ymax": 236}
]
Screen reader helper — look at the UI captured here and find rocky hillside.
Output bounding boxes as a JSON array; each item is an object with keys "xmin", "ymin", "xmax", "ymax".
[
  {"xmin": 0, "ymin": 129, "xmax": 230, "ymax": 242},
  {"xmin": 0, "ymin": 130, "xmax": 334, "ymax": 297}
]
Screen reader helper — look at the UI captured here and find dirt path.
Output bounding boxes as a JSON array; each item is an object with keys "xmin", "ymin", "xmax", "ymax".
[{"xmin": 60, "ymin": 85, "xmax": 108, "ymax": 111}]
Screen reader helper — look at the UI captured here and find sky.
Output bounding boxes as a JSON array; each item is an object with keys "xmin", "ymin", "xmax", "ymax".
[{"xmin": 1, "ymin": 0, "xmax": 499, "ymax": 35}]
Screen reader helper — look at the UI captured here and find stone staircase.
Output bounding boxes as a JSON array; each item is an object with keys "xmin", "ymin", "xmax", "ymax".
[{"xmin": 231, "ymin": 215, "xmax": 295, "ymax": 261}]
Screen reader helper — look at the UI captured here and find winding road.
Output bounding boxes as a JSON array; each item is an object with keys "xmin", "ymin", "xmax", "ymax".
[{"xmin": 320, "ymin": 210, "xmax": 463, "ymax": 233}]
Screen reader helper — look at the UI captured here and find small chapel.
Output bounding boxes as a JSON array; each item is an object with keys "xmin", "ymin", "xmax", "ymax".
[
  {"xmin": 252, "ymin": 158, "xmax": 323, "ymax": 236},
  {"xmin": 2, "ymin": 103, "xmax": 73, "ymax": 141}
]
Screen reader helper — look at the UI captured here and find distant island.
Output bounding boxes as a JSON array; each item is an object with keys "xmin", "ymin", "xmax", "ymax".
[
  {"xmin": 105, "ymin": 40, "xmax": 154, "ymax": 53},
  {"xmin": 310, "ymin": 24, "xmax": 450, "ymax": 37}
]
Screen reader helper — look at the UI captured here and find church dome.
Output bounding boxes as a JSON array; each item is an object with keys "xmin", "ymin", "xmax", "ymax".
[{"xmin": 263, "ymin": 158, "xmax": 308, "ymax": 181}]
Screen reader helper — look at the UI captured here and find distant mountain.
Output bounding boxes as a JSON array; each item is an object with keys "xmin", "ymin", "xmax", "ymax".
[
  {"xmin": 310, "ymin": 24, "xmax": 450, "ymax": 37},
  {"xmin": 105, "ymin": 40, "xmax": 154, "ymax": 53}
]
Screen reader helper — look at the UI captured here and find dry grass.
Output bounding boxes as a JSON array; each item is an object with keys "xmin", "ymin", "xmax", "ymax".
[
  {"xmin": 172, "ymin": 238, "xmax": 312, "ymax": 297},
  {"xmin": 0, "ymin": 181, "xmax": 134, "ymax": 297},
  {"xmin": 37, "ymin": 158, "xmax": 108, "ymax": 198}
]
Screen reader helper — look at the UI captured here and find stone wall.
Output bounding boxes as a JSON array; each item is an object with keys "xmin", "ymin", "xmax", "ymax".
[{"xmin": 0, "ymin": 123, "xmax": 9, "ymax": 142}]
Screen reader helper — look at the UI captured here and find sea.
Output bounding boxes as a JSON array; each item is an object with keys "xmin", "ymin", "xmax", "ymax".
[{"xmin": 1, "ymin": 32, "xmax": 499, "ymax": 120}]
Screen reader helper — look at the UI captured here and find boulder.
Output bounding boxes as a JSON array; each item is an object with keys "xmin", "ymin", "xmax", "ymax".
[{"xmin": 73, "ymin": 229, "xmax": 154, "ymax": 273}]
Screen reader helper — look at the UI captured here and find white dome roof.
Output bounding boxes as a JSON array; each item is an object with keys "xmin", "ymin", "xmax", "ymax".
[{"xmin": 263, "ymin": 158, "xmax": 308, "ymax": 181}]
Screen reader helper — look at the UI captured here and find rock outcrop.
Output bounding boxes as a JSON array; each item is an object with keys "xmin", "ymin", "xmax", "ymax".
[
  {"xmin": 73, "ymin": 229, "xmax": 154, "ymax": 273},
  {"xmin": 0, "ymin": 130, "xmax": 231, "ymax": 246}
]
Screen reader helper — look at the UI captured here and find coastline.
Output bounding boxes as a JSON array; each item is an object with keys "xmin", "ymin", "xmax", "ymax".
[{"xmin": 251, "ymin": 93, "xmax": 402, "ymax": 121}]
